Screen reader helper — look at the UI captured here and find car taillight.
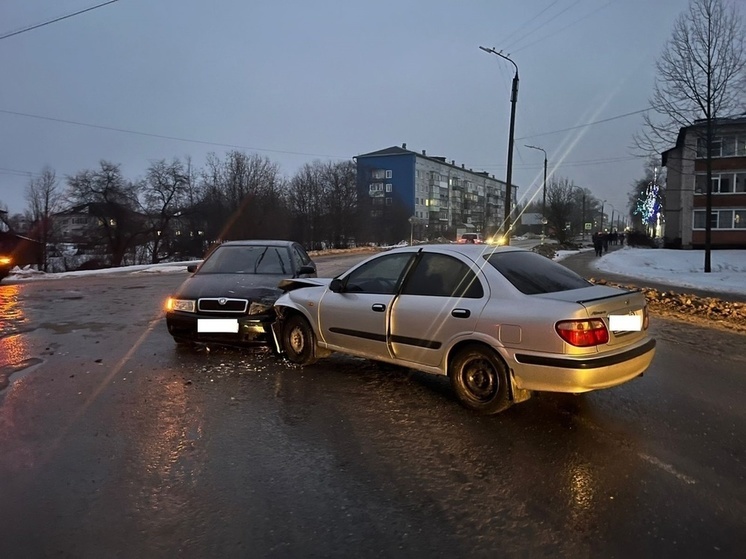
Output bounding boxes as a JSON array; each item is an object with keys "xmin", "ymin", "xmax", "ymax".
[
  {"xmin": 643, "ymin": 306, "xmax": 649, "ymax": 330},
  {"xmin": 556, "ymin": 319, "xmax": 609, "ymax": 347}
]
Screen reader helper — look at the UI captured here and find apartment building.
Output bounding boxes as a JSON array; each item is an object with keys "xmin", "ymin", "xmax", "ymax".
[
  {"xmin": 662, "ymin": 116, "xmax": 746, "ymax": 249},
  {"xmin": 355, "ymin": 144, "xmax": 514, "ymax": 244}
]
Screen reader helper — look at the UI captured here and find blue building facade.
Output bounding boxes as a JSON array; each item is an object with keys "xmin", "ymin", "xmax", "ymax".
[{"xmin": 355, "ymin": 144, "xmax": 512, "ymax": 244}]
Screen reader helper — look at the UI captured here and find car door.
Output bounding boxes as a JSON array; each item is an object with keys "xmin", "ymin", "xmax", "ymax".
[
  {"xmin": 317, "ymin": 252, "xmax": 414, "ymax": 360},
  {"xmin": 389, "ymin": 252, "xmax": 488, "ymax": 368}
]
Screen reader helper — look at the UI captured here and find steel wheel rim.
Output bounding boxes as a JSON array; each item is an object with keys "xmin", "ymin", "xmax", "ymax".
[
  {"xmin": 462, "ymin": 357, "xmax": 498, "ymax": 402},
  {"xmin": 288, "ymin": 326, "xmax": 305, "ymax": 355}
]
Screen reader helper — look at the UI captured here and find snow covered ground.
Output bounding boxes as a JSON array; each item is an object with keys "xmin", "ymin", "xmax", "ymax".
[
  {"xmin": 4, "ymin": 247, "xmax": 746, "ymax": 297},
  {"xmin": 555, "ymin": 246, "xmax": 746, "ymax": 296}
]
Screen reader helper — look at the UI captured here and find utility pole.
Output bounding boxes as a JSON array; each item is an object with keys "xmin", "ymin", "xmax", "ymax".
[
  {"xmin": 525, "ymin": 144, "xmax": 547, "ymax": 241},
  {"xmin": 480, "ymin": 46, "xmax": 518, "ymax": 246}
]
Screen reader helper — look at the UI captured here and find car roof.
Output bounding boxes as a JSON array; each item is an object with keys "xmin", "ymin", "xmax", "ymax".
[
  {"xmin": 389, "ymin": 243, "xmax": 527, "ymax": 258},
  {"xmin": 216, "ymin": 240, "xmax": 298, "ymax": 248}
]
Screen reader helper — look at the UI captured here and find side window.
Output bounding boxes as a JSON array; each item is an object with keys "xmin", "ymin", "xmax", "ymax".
[
  {"xmin": 343, "ymin": 253, "xmax": 413, "ymax": 294},
  {"xmin": 402, "ymin": 253, "xmax": 484, "ymax": 298},
  {"xmin": 292, "ymin": 245, "xmax": 311, "ymax": 266}
]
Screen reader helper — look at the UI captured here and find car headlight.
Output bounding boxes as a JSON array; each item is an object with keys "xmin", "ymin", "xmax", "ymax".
[
  {"xmin": 248, "ymin": 301, "xmax": 273, "ymax": 315},
  {"xmin": 166, "ymin": 298, "xmax": 196, "ymax": 312},
  {"xmin": 0, "ymin": 256, "xmax": 12, "ymax": 266}
]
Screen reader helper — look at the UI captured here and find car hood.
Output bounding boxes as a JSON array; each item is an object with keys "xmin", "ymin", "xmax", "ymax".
[
  {"xmin": 278, "ymin": 277, "xmax": 333, "ymax": 292},
  {"xmin": 175, "ymin": 273, "xmax": 289, "ymax": 303}
]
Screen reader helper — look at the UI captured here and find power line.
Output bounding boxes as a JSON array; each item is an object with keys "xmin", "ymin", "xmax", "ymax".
[
  {"xmin": 0, "ymin": 109, "xmax": 348, "ymax": 159},
  {"xmin": 510, "ymin": 1, "xmax": 614, "ymax": 55},
  {"xmin": 0, "ymin": 1, "xmax": 120, "ymax": 41},
  {"xmin": 0, "ymin": 104, "xmax": 653, "ymax": 170},
  {"xmin": 516, "ymin": 108, "xmax": 651, "ymax": 140}
]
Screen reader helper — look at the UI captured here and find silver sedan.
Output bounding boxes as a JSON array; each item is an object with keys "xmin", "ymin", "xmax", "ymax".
[{"xmin": 272, "ymin": 244, "xmax": 656, "ymax": 414}]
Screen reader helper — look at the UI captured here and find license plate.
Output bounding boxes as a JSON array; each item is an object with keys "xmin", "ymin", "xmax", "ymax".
[
  {"xmin": 609, "ymin": 314, "xmax": 642, "ymax": 331},
  {"xmin": 198, "ymin": 318, "xmax": 239, "ymax": 333}
]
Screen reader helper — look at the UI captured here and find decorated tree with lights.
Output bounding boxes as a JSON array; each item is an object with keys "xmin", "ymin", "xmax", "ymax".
[{"xmin": 633, "ymin": 167, "xmax": 664, "ymax": 237}]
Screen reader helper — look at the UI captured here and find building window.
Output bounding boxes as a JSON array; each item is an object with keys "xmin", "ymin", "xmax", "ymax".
[
  {"xmin": 736, "ymin": 173, "xmax": 746, "ymax": 192},
  {"xmin": 385, "ymin": 170, "xmax": 392, "ymax": 179},
  {"xmin": 371, "ymin": 209, "xmax": 382, "ymax": 218},
  {"xmin": 693, "ymin": 209, "xmax": 746, "ymax": 229},
  {"xmin": 372, "ymin": 169, "xmax": 385, "ymax": 179},
  {"xmin": 695, "ymin": 172, "xmax": 746, "ymax": 194},
  {"xmin": 696, "ymin": 135, "xmax": 746, "ymax": 158},
  {"xmin": 385, "ymin": 197, "xmax": 392, "ymax": 206},
  {"xmin": 735, "ymin": 210, "xmax": 746, "ymax": 228},
  {"xmin": 385, "ymin": 183, "xmax": 392, "ymax": 192}
]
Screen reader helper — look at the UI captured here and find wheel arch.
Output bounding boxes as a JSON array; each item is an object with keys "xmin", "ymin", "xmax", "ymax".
[{"xmin": 446, "ymin": 340, "xmax": 519, "ymax": 402}]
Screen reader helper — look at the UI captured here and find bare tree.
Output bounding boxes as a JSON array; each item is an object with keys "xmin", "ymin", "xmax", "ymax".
[
  {"xmin": 635, "ymin": 0, "xmax": 746, "ymax": 271},
  {"xmin": 141, "ymin": 158, "xmax": 189, "ymax": 263},
  {"xmin": 25, "ymin": 166, "xmax": 62, "ymax": 271},
  {"xmin": 321, "ymin": 160, "xmax": 358, "ymax": 248},
  {"xmin": 66, "ymin": 160, "xmax": 144, "ymax": 266},
  {"xmin": 545, "ymin": 178, "xmax": 580, "ymax": 244},
  {"xmin": 287, "ymin": 161, "xmax": 326, "ymax": 248},
  {"xmin": 200, "ymin": 151, "xmax": 288, "ymax": 241}
]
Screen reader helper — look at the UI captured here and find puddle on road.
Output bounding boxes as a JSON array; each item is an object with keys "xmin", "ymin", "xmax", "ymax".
[{"xmin": 0, "ymin": 357, "xmax": 44, "ymax": 393}]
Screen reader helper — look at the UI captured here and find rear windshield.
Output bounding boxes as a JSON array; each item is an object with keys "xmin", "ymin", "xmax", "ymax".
[{"xmin": 485, "ymin": 251, "xmax": 591, "ymax": 294}]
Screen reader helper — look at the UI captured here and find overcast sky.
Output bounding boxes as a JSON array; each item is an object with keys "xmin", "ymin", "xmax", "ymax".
[{"xmin": 1, "ymin": 0, "xmax": 694, "ymax": 220}]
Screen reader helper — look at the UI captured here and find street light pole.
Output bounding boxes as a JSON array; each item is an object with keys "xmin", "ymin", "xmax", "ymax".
[
  {"xmin": 480, "ymin": 46, "xmax": 518, "ymax": 246},
  {"xmin": 570, "ymin": 184, "xmax": 586, "ymax": 241},
  {"xmin": 525, "ymin": 144, "xmax": 547, "ymax": 240}
]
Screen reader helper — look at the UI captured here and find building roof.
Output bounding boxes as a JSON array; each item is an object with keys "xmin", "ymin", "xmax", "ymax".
[
  {"xmin": 662, "ymin": 114, "xmax": 746, "ymax": 166},
  {"xmin": 356, "ymin": 144, "xmax": 512, "ymax": 187}
]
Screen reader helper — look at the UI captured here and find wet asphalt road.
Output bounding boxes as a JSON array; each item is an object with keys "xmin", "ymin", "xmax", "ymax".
[{"xmin": 0, "ymin": 253, "xmax": 745, "ymax": 558}]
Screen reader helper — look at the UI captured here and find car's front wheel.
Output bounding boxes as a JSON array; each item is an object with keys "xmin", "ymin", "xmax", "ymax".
[
  {"xmin": 449, "ymin": 344, "xmax": 511, "ymax": 415},
  {"xmin": 282, "ymin": 314, "xmax": 317, "ymax": 366}
]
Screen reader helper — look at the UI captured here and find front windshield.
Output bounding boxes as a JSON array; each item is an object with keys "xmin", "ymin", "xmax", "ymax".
[{"xmin": 198, "ymin": 245, "xmax": 290, "ymax": 275}]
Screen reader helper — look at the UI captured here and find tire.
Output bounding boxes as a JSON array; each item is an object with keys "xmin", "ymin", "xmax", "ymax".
[
  {"xmin": 173, "ymin": 336, "xmax": 195, "ymax": 348},
  {"xmin": 282, "ymin": 314, "xmax": 318, "ymax": 366},
  {"xmin": 449, "ymin": 344, "xmax": 512, "ymax": 415}
]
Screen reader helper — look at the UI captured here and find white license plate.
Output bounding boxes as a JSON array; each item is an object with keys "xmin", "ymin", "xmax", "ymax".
[
  {"xmin": 198, "ymin": 318, "xmax": 239, "ymax": 333},
  {"xmin": 609, "ymin": 314, "xmax": 642, "ymax": 331}
]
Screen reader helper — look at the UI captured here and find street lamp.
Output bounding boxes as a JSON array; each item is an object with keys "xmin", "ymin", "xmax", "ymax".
[
  {"xmin": 570, "ymin": 185, "xmax": 586, "ymax": 241},
  {"xmin": 607, "ymin": 203, "xmax": 617, "ymax": 233},
  {"xmin": 525, "ymin": 144, "xmax": 547, "ymax": 240},
  {"xmin": 480, "ymin": 46, "xmax": 518, "ymax": 246}
]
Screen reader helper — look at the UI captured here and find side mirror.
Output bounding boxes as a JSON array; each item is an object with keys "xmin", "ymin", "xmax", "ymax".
[
  {"xmin": 187, "ymin": 264, "xmax": 198, "ymax": 273},
  {"xmin": 297, "ymin": 264, "xmax": 316, "ymax": 277},
  {"xmin": 329, "ymin": 278, "xmax": 344, "ymax": 293}
]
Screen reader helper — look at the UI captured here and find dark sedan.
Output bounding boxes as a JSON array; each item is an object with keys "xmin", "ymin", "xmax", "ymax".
[{"xmin": 165, "ymin": 240, "xmax": 316, "ymax": 347}]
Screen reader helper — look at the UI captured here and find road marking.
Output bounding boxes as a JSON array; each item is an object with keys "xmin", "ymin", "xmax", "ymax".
[{"xmin": 638, "ymin": 453, "xmax": 696, "ymax": 485}]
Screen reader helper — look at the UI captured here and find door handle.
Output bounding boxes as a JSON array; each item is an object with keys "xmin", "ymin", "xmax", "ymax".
[
  {"xmin": 451, "ymin": 308, "xmax": 470, "ymax": 318},
  {"xmin": 372, "ymin": 303, "xmax": 386, "ymax": 312}
]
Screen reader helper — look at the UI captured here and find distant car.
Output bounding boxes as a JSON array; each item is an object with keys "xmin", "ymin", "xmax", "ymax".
[
  {"xmin": 165, "ymin": 240, "xmax": 316, "ymax": 347},
  {"xmin": 0, "ymin": 254, "xmax": 13, "ymax": 281},
  {"xmin": 272, "ymin": 244, "xmax": 655, "ymax": 414},
  {"xmin": 458, "ymin": 232, "xmax": 484, "ymax": 244}
]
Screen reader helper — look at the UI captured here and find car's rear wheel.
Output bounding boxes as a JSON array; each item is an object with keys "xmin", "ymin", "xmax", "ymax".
[
  {"xmin": 282, "ymin": 314, "xmax": 317, "ymax": 366},
  {"xmin": 449, "ymin": 344, "xmax": 511, "ymax": 415}
]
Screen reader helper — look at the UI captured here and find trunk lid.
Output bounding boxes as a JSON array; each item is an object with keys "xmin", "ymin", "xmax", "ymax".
[{"xmin": 536, "ymin": 285, "xmax": 649, "ymax": 348}]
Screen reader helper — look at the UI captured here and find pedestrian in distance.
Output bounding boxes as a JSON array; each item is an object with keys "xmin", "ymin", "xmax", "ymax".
[{"xmin": 592, "ymin": 231, "xmax": 603, "ymax": 257}]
